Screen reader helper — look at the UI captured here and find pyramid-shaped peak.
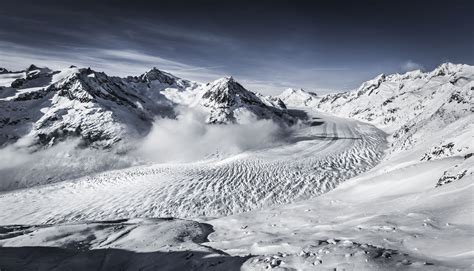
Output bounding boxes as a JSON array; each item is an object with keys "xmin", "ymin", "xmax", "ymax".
[
  {"xmin": 27, "ymin": 64, "xmax": 40, "ymax": 71},
  {"xmin": 208, "ymin": 76, "xmax": 248, "ymax": 93},
  {"xmin": 148, "ymin": 67, "xmax": 165, "ymax": 73},
  {"xmin": 280, "ymin": 88, "xmax": 317, "ymax": 98},
  {"xmin": 0, "ymin": 67, "xmax": 11, "ymax": 74},
  {"xmin": 212, "ymin": 76, "xmax": 236, "ymax": 85},
  {"xmin": 201, "ymin": 76, "xmax": 258, "ymax": 107},
  {"xmin": 139, "ymin": 67, "xmax": 177, "ymax": 84},
  {"xmin": 146, "ymin": 67, "xmax": 170, "ymax": 77}
]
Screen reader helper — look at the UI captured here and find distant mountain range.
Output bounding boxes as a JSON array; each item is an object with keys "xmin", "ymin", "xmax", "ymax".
[{"xmin": 1, "ymin": 62, "xmax": 472, "ymax": 174}]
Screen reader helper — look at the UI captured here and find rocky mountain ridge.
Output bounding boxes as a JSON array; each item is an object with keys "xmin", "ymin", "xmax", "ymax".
[
  {"xmin": 0, "ymin": 65, "xmax": 294, "ymax": 149},
  {"xmin": 312, "ymin": 63, "xmax": 473, "ymax": 187}
]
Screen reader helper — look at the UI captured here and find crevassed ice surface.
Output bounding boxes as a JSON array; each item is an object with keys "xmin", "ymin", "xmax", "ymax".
[{"xmin": 0, "ymin": 110, "xmax": 386, "ymax": 224}]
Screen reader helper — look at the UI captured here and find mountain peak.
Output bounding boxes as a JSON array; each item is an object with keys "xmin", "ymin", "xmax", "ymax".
[
  {"xmin": 201, "ymin": 77, "xmax": 249, "ymax": 106},
  {"xmin": 25, "ymin": 64, "xmax": 52, "ymax": 74},
  {"xmin": 212, "ymin": 76, "xmax": 236, "ymax": 86},
  {"xmin": 436, "ymin": 62, "xmax": 458, "ymax": 70},
  {"xmin": 26, "ymin": 64, "xmax": 40, "ymax": 71},
  {"xmin": 374, "ymin": 73, "xmax": 386, "ymax": 81},
  {"xmin": 139, "ymin": 67, "xmax": 177, "ymax": 85},
  {"xmin": 0, "ymin": 67, "xmax": 10, "ymax": 74},
  {"xmin": 284, "ymin": 88, "xmax": 299, "ymax": 94},
  {"xmin": 207, "ymin": 76, "xmax": 246, "ymax": 94},
  {"xmin": 430, "ymin": 62, "xmax": 465, "ymax": 77},
  {"xmin": 276, "ymin": 88, "xmax": 320, "ymax": 107},
  {"xmin": 198, "ymin": 76, "xmax": 295, "ymax": 124},
  {"xmin": 281, "ymin": 88, "xmax": 316, "ymax": 96},
  {"xmin": 148, "ymin": 67, "xmax": 167, "ymax": 74}
]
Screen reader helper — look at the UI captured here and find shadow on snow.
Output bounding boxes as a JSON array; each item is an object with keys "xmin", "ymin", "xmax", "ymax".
[{"xmin": 0, "ymin": 246, "xmax": 250, "ymax": 271}]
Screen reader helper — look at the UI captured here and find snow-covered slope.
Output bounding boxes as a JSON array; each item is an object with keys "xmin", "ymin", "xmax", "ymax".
[
  {"xmin": 207, "ymin": 142, "xmax": 473, "ymax": 270},
  {"xmin": 0, "ymin": 66, "xmax": 176, "ymax": 148},
  {"xmin": 318, "ymin": 63, "xmax": 473, "ymax": 137},
  {"xmin": 0, "ymin": 66, "xmax": 295, "ymax": 149},
  {"xmin": 276, "ymin": 88, "xmax": 320, "ymax": 107},
  {"xmin": 317, "ymin": 63, "xmax": 474, "ymax": 186},
  {"xmin": 125, "ymin": 67, "xmax": 200, "ymax": 104},
  {"xmin": 0, "ymin": 218, "xmax": 248, "ymax": 270}
]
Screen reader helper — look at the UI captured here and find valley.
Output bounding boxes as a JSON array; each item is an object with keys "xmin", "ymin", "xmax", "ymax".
[
  {"xmin": 0, "ymin": 109, "xmax": 386, "ymax": 224},
  {"xmin": 0, "ymin": 63, "xmax": 472, "ymax": 270}
]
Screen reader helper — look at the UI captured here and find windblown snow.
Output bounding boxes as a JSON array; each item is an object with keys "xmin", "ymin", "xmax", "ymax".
[{"xmin": 0, "ymin": 63, "xmax": 472, "ymax": 270}]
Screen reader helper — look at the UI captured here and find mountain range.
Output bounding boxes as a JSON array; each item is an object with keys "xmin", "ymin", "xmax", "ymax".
[
  {"xmin": 1, "ymin": 62, "xmax": 472, "ymax": 187},
  {"xmin": 1, "ymin": 62, "xmax": 473, "ymax": 270},
  {"xmin": 0, "ymin": 65, "xmax": 293, "ymax": 149}
]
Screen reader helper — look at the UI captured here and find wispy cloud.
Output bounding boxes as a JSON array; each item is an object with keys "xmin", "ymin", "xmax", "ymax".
[
  {"xmin": 0, "ymin": 41, "xmax": 225, "ymax": 83},
  {"xmin": 0, "ymin": 40, "xmax": 361, "ymax": 95},
  {"xmin": 400, "ymin": 60, "xmax": 424, "ymax": 72},
  {"xmin": 127, "ymin": 20, "xmax": 234, "ymax": 45},
  {"xmin": 175, "ymin": 66, "xmax": 225, "ymax": 72}
]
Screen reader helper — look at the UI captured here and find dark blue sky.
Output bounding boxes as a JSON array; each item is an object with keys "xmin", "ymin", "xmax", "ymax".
[{"xmin": 1, "ymin": 0, "xmax": 473, "ymax": 94}]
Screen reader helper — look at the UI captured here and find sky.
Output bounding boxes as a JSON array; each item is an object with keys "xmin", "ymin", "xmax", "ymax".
[{"xmin": 0, "ymin": 0, "xmax": 473, "ymax": 95}]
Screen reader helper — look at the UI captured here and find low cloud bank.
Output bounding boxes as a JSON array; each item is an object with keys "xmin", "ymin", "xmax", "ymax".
[
  {"xmin": 0, "ymin": 140, "xmax": 136, "ymax": 191},
  {"xmin": 135, "ymin": 109, "xmax": 292, "ymax": 163},
  {"xmin": 0, "ymin": 109, "xmax": 294, "ymax": 191}
]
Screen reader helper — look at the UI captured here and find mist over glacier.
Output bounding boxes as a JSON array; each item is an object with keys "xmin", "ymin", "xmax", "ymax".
[
  {"xmin": 0, "ymin": 109, "xmax": 295, "ymax": 191},
  {"xmin": 135, "ymin": 108, "xmax": 293, "ymax": 163},
  {"xmin": 0, "ymin": 140, "xmax": 135, "ymax": 191}
]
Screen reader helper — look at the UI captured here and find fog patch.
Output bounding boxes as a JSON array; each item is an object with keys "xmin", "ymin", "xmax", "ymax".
[
  {"xmin": 0, "ymin": 109, "xmax": 296, "ymax": 191},
  {"xmin": 0, "ymin": 140, "xmax": 136, "ymax": 191},
  {"xmin": 135, "ymin": 109, "xmax": 292, "ymax": 163}
]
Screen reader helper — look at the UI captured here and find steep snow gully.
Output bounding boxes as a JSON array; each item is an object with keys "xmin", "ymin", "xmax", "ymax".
[{"xmin": 0, "ymin": 109, "xmax": 387, "ymax": 224}]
